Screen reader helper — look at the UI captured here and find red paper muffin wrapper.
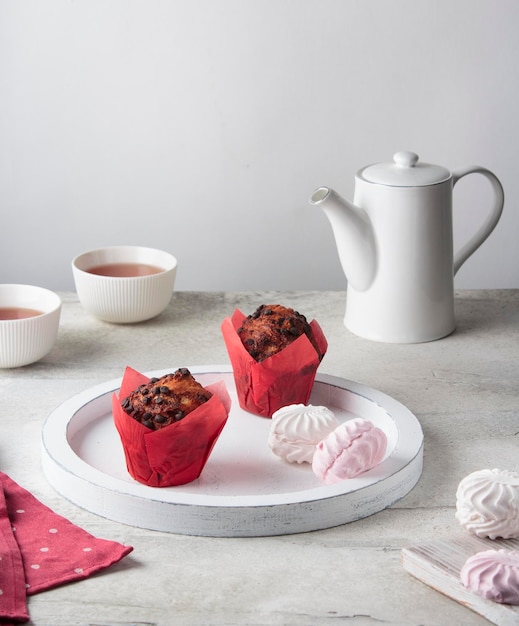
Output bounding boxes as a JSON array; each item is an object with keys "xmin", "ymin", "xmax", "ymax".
[
  {"xmin": 221, "ymin": 309, "xmax": 328, "ymax": 417},
  {"xmin": 112, "ymin": 366, "xmax": 231, "ymax": 487}
]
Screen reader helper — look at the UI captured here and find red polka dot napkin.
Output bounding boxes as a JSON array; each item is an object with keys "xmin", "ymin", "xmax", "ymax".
[{"xmin": 0, "ymin": 472, "xmax": 133, "ymax": 624}]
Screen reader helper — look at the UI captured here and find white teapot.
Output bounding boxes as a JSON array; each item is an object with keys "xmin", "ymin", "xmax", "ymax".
[{"xmin": 310, "ymin": 151, "xmax": 504, "ymax": 343}]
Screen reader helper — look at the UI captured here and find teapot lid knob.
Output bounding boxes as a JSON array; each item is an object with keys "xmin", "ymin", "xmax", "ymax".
[
  {"xmin": 393, "ymin": 151, "xmax": 419, "ymax": 168},
  {"xmin": 360, "ymin": 151, "xmax": 451, "ymax": 186}
]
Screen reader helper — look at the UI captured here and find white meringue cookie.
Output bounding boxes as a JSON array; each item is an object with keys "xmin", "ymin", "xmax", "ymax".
[
  {"xmin": 455, "ymin": 468, "xmax": 519, "ymax": 539},
  {"xmin": 312, "ymin": 418, "xmax": 387, "ymax": 484},
  {"xmin": 461, "ymin": 549, "xmax": 519, "ymax": 604},
  {"xmin": 268, "ymin": 404, "xmax": 339, "ymax": 464}
]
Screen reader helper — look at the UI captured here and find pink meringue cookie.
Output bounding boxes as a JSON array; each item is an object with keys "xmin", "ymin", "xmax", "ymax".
[
  {"xmin": 312, "ymin": 418, "xmax": 387, "ymax": 484},
  {"xmin": 460, "ymin": 549, "xmax": 519, "ymax": 604},
  {"xmin": 269, "ymin": 404, "xmax": 340, "ymax": 464},
  {"xmin": 455, "ymin": 468, "xmax": 519, "ymax": 539}
]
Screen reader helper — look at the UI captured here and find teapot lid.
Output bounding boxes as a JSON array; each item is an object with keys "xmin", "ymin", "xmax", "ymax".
[{"xmin": 359, "ymin": 151, "xmax": 451, "ymax": 187}]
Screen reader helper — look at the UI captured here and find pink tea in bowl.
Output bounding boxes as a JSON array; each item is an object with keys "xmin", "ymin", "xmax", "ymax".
[
  {"xmin": 0, "ymin": 284, "xmax": 61, "ymax": 368},
  {"xmin": 86, "ymin": 263, "xmax": 164, "ymax": 277},
  {"xmin": 0, "ymin": 307, "xmax": 44, "ymax": 320},
  {"xmin": 72, "ymin": 246, "xmax": 177, "ymax": 323}
]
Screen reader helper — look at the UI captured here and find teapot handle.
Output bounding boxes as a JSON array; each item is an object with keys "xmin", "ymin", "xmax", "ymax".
[{"xmin": 452, "ymin": 166, "xmax": 504, "ymax": 275}]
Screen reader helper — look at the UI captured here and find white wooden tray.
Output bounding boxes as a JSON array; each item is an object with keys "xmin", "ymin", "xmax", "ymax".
[
  {"xmin": 402, "ymin": 535, "xmax": 519, "ymax": 625},
  {"xmin": 41, "ymin": 366, "xmax": 423, "ymax": 537}
]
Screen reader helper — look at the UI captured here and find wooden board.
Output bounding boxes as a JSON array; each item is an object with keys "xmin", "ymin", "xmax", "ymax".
[{"xmin": 402, "ymin": 535, "xmax": 519, "ymax": 625}]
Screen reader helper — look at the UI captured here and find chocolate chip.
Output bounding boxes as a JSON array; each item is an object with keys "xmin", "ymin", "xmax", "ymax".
[
  {"xmin": 154, "ymin": 414, "xmax": 167, "ymax": 424},
  {"xmin": 159, "ymin": 385, "xmax": 170, "ymax": 394}
]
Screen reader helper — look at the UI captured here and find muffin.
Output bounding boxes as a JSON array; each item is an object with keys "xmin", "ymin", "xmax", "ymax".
[
  {"xmin": 237, "ymin": 304, "xmax": 324, "ymax": 362},
  {"xmin": 122, "ymin": 368, "xmax": 212, "ymax": 430},
  {"xmin": 112, "ymin": 366, "xmax": 231, "ymax": 487},
  {"xmin": 221, "ymin": 304, "xmax": 328, "ymax": 417}
]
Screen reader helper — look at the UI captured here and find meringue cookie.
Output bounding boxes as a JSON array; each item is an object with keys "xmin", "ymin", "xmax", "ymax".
[
  {"xmin": 460, "ymin": 549, "xmax": 519, "ymax": 604},
  {"xmin": 268, "ymin": 404, "xmax": 339, "ymax": 464},
  {"xmin": 312, "ymin": 418, "xmax": 387, "ymax": 484},
  {"xmin": 455, "ymin": 469, "xmax": 519, "ymax": 539}
]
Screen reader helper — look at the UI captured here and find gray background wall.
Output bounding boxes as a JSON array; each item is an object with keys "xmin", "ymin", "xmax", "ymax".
[{"xmin": 1, "ymin": 0, "xmax": 517, "ymax": 292}]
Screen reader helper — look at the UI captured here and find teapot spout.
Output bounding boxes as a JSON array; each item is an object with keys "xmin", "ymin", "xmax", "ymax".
[{"xmin": 310, "ymin": 187, "xmax": 376, "ymax": 292}]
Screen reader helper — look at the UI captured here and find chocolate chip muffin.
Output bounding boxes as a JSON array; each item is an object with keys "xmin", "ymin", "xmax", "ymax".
[
  {"xmin": 121, "ymin": 367, "xmax": 212, "ymax": 430},
  {"xmin": 237, "ymin": 304, "xmax": 323, "ymax": 362}
]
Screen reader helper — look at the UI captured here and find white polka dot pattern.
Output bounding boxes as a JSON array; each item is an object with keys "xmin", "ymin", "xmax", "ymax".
[{"xmin": 0, "ymin": 469, "xmax": 133, "ymax": 612}]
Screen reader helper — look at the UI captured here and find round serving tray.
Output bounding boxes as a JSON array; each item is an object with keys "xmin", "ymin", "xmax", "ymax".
[{"xmin": 41, "ymin": 365, "xmax": 423, "ymax": 537}]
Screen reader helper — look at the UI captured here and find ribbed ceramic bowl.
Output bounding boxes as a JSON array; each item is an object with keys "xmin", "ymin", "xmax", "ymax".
[
  {"xmin": 72, "ymin": 246, "xmax": 177, "ymax": 323},
  {"xmin": 0, "ymin": 284, "xmax": 61, "ymax": 368}
]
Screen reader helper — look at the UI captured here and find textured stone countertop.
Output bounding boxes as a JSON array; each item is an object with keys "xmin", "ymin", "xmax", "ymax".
[{"xmin": 1, "ymin": 290, "xmax": 518, "ymax": 625}]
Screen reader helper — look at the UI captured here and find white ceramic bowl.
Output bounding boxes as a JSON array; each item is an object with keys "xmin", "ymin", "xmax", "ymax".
[
  {"xmin": 72, "ymin": 246, "xmax": 177, "ymax": 323},
  {"xmin": 0, "ymin": 284, "xmax": 61, "ymax": 368}
]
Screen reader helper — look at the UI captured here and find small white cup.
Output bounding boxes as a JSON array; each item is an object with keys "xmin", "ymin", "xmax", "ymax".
[
  {"xmin": 72, "ymin": 246, "xmax": 177, "ymax": 323},
  {"xmin": 0, "ymin": 284, "xmax": 61, "ymax": 368}
]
